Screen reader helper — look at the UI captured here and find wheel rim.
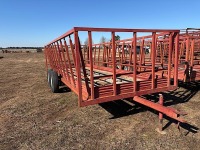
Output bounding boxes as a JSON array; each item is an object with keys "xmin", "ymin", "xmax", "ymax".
[
  {"xmin": 124, "ymin": 66, "xmax": 128, "ymax": 71},
  {"xmin": 50, "ymin": 75, "xmax": 53, "ymax": 88}
]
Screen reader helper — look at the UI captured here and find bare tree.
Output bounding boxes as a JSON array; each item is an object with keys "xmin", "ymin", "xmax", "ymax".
[
  {"xmin": 115, "ymin": 35, "xmax": 120, "ymax": 41},
  {"xmin": 109, "ymin": 35, "xmax": 120, "ymax": 42},
  {"xmin": 100, "ymin": 36, "xmax": 106, "ymax": 43},
  {"xmin": 79, "ymin": 40, "xmax": 82, "ymax": 45},
  {"xmin": 84, "ymin": 38, "xmax": 88, "ymax": 46}
]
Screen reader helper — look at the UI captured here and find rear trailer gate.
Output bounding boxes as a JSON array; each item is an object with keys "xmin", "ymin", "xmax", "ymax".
[{"xmin": 45, "ymin": 27, "xmax": 188, "ymax": 131}]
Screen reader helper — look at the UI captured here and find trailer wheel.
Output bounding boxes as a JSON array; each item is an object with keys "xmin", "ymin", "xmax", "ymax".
[
  {"xmin": 124, "ymin": 66, "xmax": 128, "ymax": 71},
  {"xmin": 116, "ymin": 65, "xmax": 125, "ymax": 70},
  {"xmin": 124, "ymin": 65, "xmax": 133, "ymax": 71},
  {"xmin": 50, "ymin": 70, "xmax": 59, "ymax": 93},
  {"xmin": 47, "ymin": 69, "xmax": 52, "ymax": 86}
]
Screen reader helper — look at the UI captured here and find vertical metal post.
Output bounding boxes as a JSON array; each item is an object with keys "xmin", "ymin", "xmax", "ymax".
[
  {"xmin": 122, "ymin": 42, "xmax": 125, "ymax": 65},
  {"xmin": 142, "ymin": 38, "xmax": 145, "ymax": 65},
  {"xmin": 174, "ymin": 33, "xmax": 179, "ymax": 87},
  {"xmin": 184, "ymin": 37, "xmax": 190, "ymax": 82},
  {"xmin": 159, "ymin": 94, "xmax": 163, "ymax": 131},
  {"xmin": 160, "ymin": 41, "xmax": 163, "ymax": 67},
  {"xmin": 150, "ymin": 42, "xmax": 152, "ymax": 61},
  {"xmin": 167, "ymin": 33, "xmax": 172, "ymax": 86},
  {"xmin": 152, "ymin": 32, "xmax": 156, "ymax": 89},
  {"xmin": 139, "ymin": 38, "xmax": 145, "ymax": 70},
  {"xmin": 190, "ymin": 39, "xmax": 195, "ymax": 67},
  {"xmin": 88, "ymin": 31, "xmax": 94, "ymax": 99},
  {"xmin": 103, "ymin": 46, "xmax": 107, "ymax": 66},
  {"xmin": 156, "ymin": 94, "xmax": 166, "ymax": 134},
  {"xmin": 186, "ymin": 36, "xmax": 190, "ymax": 62},
  {"xmin": 74, "ymin": 31, "xmax": 82, "ymax": 107},
  {"xmin": 98, "ymin": 45, "xmax": 100, "ymax": 66},
  {"xmin": 94, "ymin": 46, "xmax": 97, "ymax": 65},
  {"xmin": 107, "ymin": 44, "xmax": 110, "ymax": 66},
  {"xmin": 172, "ymin": 38, "xmax": 175, "ymax": 66},
  {"xmin": 133, "ymin": 32, "xmax": 137, "ymax": 92},
  {"xmin": 129, "ymin": 43, "xmax": 133, "ymax": 71},
  {"xmin": 112, "ymin": 32, "xmax": 116, "ymax": 95},
  {"xmin": 139, "ymin": 38, "xmax": 144, "ymax": 66},
  {"xmin": 190, "ymin": 39, "xmax": 195, "ymax": 81},
  {"xmin": 155, "ymin": 35, "xmax": 158, "ymax": 60}
]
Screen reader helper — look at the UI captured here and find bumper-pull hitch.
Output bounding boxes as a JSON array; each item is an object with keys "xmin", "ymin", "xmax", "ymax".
[{"xmin": 133, "ymin": 94, "xmax": 187, "ymax": 134}]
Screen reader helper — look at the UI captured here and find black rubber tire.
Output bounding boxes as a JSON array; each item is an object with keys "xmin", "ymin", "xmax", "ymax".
[
  {"xmin": 122, "ymin": 62, "xmax": 133, "ymax": 71},
  {"xmin": 103, "ymin": 63, "xmax": 108, "ymax": 67},
  {"xmin": 116, "ymin": 65, "xmax": 120, "ymax": 69},
  {"xmin": 50, "ymin": 70, "xmax": 59, "ymax": 93},
  {"xmin": 123, "ymin": 66, "xmax": 133, "ymax": 71},
  {"xmin": 116, "ymin": 65, "xmax": 125, "ymax": 70},
  {"xmin": 47, "ymin": 69, "xmax": 52, "ymax": 87}
]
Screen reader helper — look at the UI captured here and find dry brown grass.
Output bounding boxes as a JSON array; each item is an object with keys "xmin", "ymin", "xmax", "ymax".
[{"xmin": 0, "ymin": 53, "xmax": 200, "ymax": 150}]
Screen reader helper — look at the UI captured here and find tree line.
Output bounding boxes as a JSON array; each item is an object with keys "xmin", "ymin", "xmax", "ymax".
[
  {"xmin": 84, "ymin": 35, "xmax": 120, "ymax": 45},
  {"xmin": 1, "ymin": 47, "xmax": 44, "ymax": 49}
]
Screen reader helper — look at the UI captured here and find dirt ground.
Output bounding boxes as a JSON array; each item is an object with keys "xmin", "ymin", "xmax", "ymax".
[{"xmin": 0, "ymin": 53, "xmax": 200, "ymax": 150}]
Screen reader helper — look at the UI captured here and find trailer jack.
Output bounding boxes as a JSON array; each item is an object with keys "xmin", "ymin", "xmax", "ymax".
[{"xmin": 133, "ymin": 94, "xmax": 187, "ymax": 134}]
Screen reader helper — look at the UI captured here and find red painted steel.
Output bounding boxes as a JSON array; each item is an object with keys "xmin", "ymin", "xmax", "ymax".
[
  {"xmin": 133, "ymin": 96, "xmax": 185, "ymax": 123},
  {"xmin": 178, "ymin": 29, "xmax": 200, "ymax": 82},
  {"xmin": 158, "ymin": 94, "xmax": 164, "ymax": 131},
  {"xmin": 44, "ymin": 27, "xmax": 187, "ymax": 125}
]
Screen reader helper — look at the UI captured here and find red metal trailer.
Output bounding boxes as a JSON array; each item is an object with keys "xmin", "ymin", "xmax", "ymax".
[
  {"xmin": 44, "ymin": 27, "xmax": 186, "ymax": 132},
  {"xmin": 112, "ymin": 28, "xmax": 200, "ymax": 83},
  {"xmin": 178, "ymin": 28, "xmax": 200, "ymax": 82}
]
